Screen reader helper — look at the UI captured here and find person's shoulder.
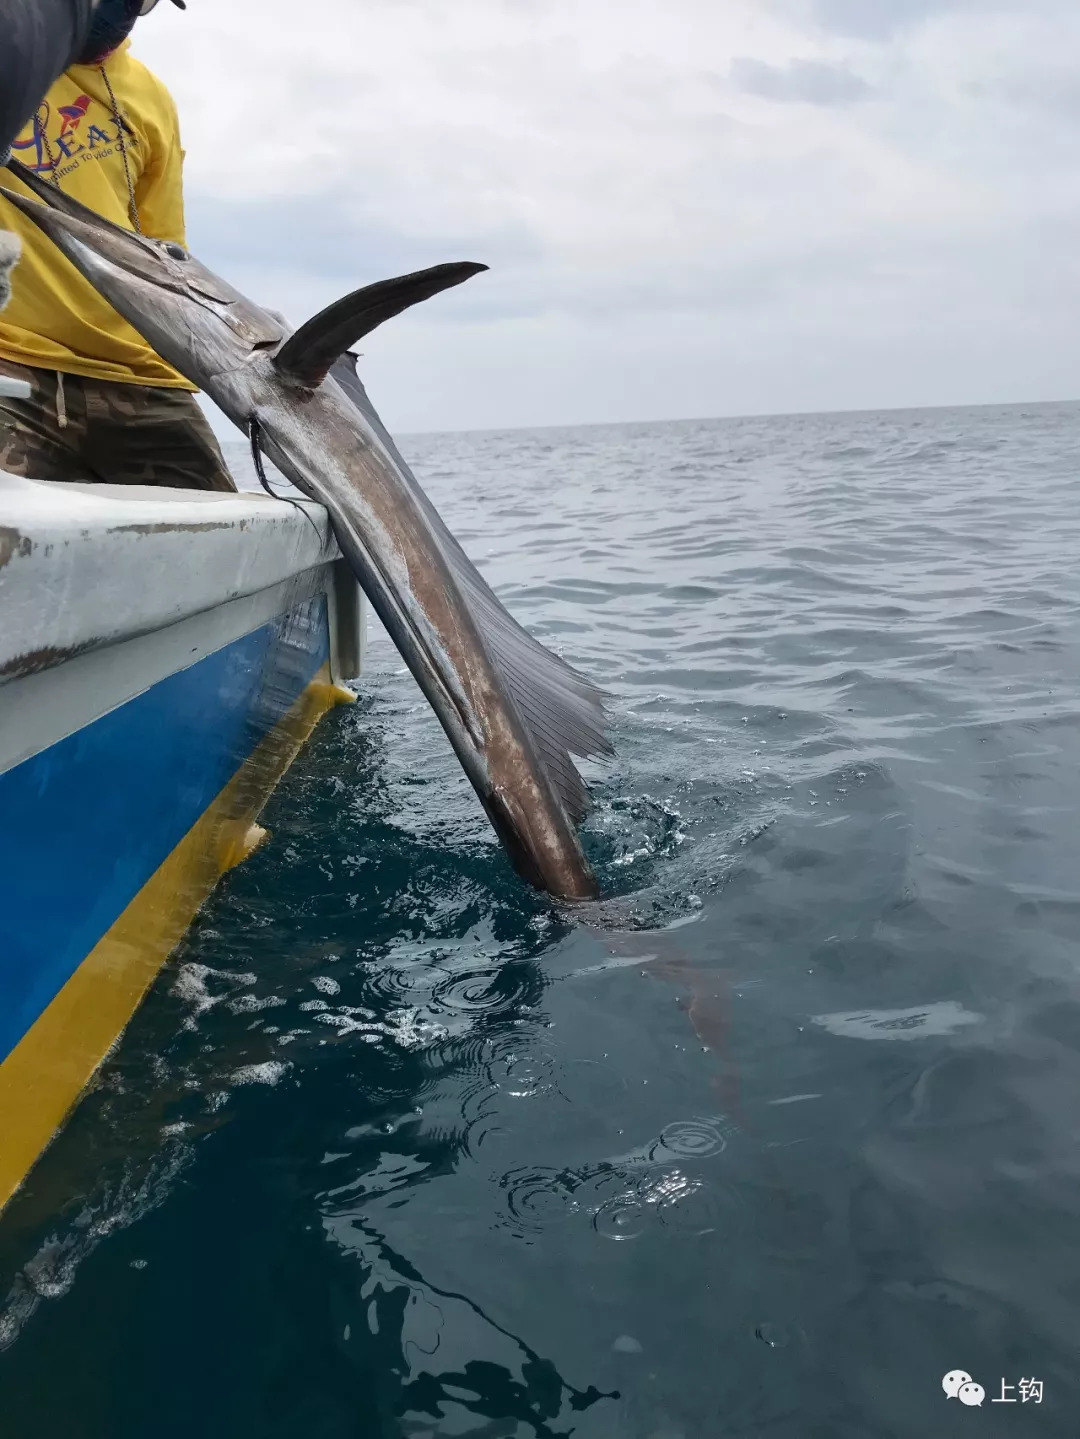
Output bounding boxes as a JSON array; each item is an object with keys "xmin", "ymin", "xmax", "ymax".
[
  {"xmin": 119, "ymin": 49, "xmax": 181, "ymax": 130},
  {"xmin": 115, "ymin": 45, "xmax": 176, "ymax": 105},
  {"xmin": 124, "ymin": 49, "xmax": 174, "ymax": 95}
]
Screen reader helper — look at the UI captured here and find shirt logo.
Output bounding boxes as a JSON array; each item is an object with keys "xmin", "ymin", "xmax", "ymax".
[
  {"xmin": 58, "ymin": 95, "xmax": 92, "ymax": 138},
  {"xmin": 10, "ymin": 96, "xmax": 130, "ymax": 180}
]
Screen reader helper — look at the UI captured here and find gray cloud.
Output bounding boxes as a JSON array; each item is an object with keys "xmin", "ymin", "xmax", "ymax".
[
  {"xmin": 789, "ymin": 0, "xmax": 1017, "ymax": 39},
  {"xmin": 729, "ymin": 56, "xmax": 873, "ymax": 104},
  {"xmin": 133, "ymin": 0, "xmax": 1080, "ymax": 434},
  {"xmin": 811, "ymin": 0, "xmax": 959, "ymax": 37},
  {"xmin": 185, "ymin": 193, "xmax": 542, "ymax": 294},
  {"xmin": 980, "ymin": 67, "xmax": 1080, "ymax": 126}
]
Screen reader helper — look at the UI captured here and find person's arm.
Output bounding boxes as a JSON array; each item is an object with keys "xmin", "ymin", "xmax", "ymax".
[
  {"xmin": 0, "ymin": 235, "xmax": 29, "ymax": 392},
  {"xmin": 0, "ymin": 0, "xmax": 97, "ymax": 161},
  {"xmin": 0, "ymin": 0, "xmax": 96, "ymax": 319}
]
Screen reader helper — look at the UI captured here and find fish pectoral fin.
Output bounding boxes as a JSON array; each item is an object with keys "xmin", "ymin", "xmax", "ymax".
[{"xmin": 273, "ymin": 261, "xmax": 488, "ymax": 389}]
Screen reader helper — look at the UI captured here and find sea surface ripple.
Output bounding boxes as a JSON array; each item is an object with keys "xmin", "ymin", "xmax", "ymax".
[{"xmin": 3, "ymin": 403, "xmax": 1080, "ymax": 1436}]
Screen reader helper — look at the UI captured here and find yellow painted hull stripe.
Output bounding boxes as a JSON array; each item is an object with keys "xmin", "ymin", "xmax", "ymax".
[{"xmin": 0, "ymin": 669, "xmax": 354, "ymax": 1215}]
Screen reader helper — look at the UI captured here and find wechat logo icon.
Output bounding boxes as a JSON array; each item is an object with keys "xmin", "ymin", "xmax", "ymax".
[{"xmin": 943, "ymin": 1371, "xmax": 985, "ymax": 1407}]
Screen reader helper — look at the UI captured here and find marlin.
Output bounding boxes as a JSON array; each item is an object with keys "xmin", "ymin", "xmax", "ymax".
[{"xmin": 1, "ymin": 161, "xmax": 612, "ymax": 900}]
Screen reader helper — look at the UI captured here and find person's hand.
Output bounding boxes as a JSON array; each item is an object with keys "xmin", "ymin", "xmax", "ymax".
[{"xmin": 0, "ymin": 232, "xmax": 21, "ymax": 312}]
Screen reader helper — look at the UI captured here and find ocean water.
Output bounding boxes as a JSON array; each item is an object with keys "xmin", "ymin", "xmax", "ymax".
[{"xmin": 2, "ymin": 402, "xmax": 1080, "ymax": 1436}]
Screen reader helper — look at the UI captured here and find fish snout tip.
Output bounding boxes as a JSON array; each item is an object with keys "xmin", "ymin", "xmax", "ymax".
[
  {"xmin": 0, "ymin": 187, "xmax": 65, "ymax": 243},
  {"xmin": 0, "ymin": 186, "xmax": 40, "ymax": 217}
]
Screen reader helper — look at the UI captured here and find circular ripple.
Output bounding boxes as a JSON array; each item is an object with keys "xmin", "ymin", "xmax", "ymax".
[
  {"xmin": 650, "ymin": 1117, "xmax": 729, "ymax": 1162},
  {"xmin": 487, "ymin": 1042, "xmax": 559, "ymax": 1099},
  {"xmin": 593, "ymin": 1194, "xmax": 649, "ymax": 1241},
  {"xmin": 501, "ymin": 1167, "xmax": 579, "ymax": 1231},
  {"xmin": 429, "ymin": 966, "xmax": 531, "ymax": 1016},
  {"xmin": 458, "ymin": 1076, "xmax": 506, "ymax": 1162},
  {"xmin": 654, "ymin": 1179, "xmax": 743, "ymax": 1238},
  {"xmin": 755, "ymin": 1323, "xmax": 793, "ymax": 1350}
]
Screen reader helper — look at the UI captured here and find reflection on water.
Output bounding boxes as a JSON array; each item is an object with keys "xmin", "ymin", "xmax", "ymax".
[
  {"xmin": 811, "ymin": 1001, "xmax": 984, "ymax": 1042},
  {"xmin": 4, "ymin": 404, "xmax": 1080, "ymax": 1435},
  {"xmin": 322, "ymin": 1218, "xmax": 617, "ymax": 1435}
]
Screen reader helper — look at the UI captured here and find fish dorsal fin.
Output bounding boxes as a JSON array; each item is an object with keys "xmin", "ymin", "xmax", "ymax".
[{"xmin": 274, "ymin": 261, "xmax": 487, "ymax": 388}]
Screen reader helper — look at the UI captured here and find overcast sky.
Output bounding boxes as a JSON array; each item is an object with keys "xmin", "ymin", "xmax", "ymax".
[{"xmin": 133, "ymin": 0, "xmax": 1080, "ymax": 434}]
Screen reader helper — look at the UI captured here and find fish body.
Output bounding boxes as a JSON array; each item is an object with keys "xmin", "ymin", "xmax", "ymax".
[{"xmin": 1, "ymin": 163, "xmax": 611, "ymax": 899}]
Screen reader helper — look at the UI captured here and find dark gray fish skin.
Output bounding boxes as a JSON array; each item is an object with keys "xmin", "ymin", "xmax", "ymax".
[{"xmin": 0, "ymin": 170, "xmax": 611, "ymax": 900}]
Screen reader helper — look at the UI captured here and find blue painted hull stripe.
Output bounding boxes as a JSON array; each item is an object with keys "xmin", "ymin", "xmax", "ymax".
[{"xmin": 0, "ymin": 595, "xmax": 329, "ymax": 1065}]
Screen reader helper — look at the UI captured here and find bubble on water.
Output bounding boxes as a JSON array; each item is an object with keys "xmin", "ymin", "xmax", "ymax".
[
  {"xmin": 171, "ymin": 963, "xmax": 257, "ymax": 1018},
  {"xmin": 24, "ymin": 1241, "xmax": 80, "ymax": 1300},
  {"xmin": 316, "ymin": 1012, "xmax": 383, "ymax": 1038},
  {"xmin": 587, "ymin": 793, "xmax": 689, "ymax": 872},
  {"xmin": 312, "ymin": 976, "xmax": 341, "ymax": 996},
  {"xmin": 230, "ymin": 1061, "xmax": 289, "ymax": 1087},
  {"xmin": 384, "ymin": 1009, "xmax": 449, "ymax": 1050},
  {"xmin": 0, "ymin": 1138, "xmax": 192, "ymax": 1349},
  {"xmin": 612, "ymin": 1334, "xmax": 644, "ymax": 1353},
  {"xmin": 227, "ymin": 994, "xmax": 285, "ymax": 1015}
]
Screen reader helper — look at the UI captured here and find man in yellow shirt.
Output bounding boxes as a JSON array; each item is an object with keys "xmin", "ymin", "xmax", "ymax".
[{"xmin": 0, "ymin": 0, "xmax": 235, "ymax": 490}]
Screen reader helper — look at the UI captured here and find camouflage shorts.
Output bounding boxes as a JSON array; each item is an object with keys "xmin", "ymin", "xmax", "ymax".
[{"xmin": 0, "ymin": 356, "xmax": 236, "ymax": 491}]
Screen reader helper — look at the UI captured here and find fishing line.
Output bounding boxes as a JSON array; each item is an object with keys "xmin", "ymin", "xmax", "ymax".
[{"xmin": 247, "ymin": 414, "xmax": 324, "ymax": 544}]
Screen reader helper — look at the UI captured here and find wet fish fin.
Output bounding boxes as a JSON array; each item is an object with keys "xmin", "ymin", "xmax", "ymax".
[
  {"xmin": 446, "ymin": 548, "xmax": 615, "ymax": 823},
  {"xmin": 330, "ymin": 353, "xmax": 614, "ymax": 824},
  {"xmin": 274, "ymin": 262, "xmax": 488, "ymax": 389}
]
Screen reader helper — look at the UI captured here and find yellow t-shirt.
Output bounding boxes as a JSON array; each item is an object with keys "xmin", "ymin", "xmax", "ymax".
[{"xmin": 0, "ymin": 40, "xmax": 194, "ymax": 390}]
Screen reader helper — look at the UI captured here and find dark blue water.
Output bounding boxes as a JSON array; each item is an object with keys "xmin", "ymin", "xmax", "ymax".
[{"xmin": 2, "ymin": 403, "xmax": 1080, "ymax": 1436}]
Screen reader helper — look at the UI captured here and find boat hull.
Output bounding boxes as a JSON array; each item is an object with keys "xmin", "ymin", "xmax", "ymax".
[{"xmin": 0, "ymin": 476, "xmax": 363, "ymax": 1212}]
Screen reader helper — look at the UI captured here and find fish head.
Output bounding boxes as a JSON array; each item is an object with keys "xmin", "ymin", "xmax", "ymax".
[{"xmin": 0, "ymin": 161, "xmax": 283, "ymax": 387}]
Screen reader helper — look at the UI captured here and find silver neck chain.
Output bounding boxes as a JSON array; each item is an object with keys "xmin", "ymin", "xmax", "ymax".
[{"xmin": 35, "ymin": 62, "xmax": 142, "ymax": 235}]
